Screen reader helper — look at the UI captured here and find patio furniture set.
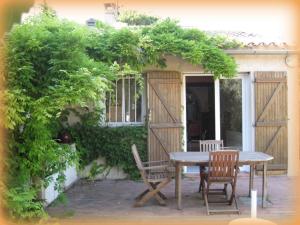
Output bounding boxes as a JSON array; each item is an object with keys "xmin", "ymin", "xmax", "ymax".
[{"xmin": 132, "ymin": 140, "xmax": 274, "ymax": 215}]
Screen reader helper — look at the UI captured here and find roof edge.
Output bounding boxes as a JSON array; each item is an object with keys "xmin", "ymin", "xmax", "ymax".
[{"xmin": 225, "ymin": 49, "xmax": 300, "ymax": 55}]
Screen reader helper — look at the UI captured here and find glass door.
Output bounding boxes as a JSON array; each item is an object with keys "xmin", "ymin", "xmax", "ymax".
[{"xmin": 220, "ymin": 79, "xmax": 243, "ymax": 150}]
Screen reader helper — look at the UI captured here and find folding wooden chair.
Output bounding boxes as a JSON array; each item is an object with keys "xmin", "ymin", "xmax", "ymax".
[
  {"xmin": 198, "ymin": 140, "xmax": 224, "ymax": 192},
  {"xmin": 203, "ymin": 150, "xmax": 240, "ymax": 215},
  {"xmin": 132, "ymin": 144, "xmax": 172, "ymax": 207}
]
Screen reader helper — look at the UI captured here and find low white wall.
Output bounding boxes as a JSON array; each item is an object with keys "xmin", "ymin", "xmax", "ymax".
[
  {"xmin": 79, "ymin": 157, "xmax": 128, "ymax": 180},
  {"xmin": 43, "ymin": 144, "xmax": 127, "ymax": 206},
  {"xmin": 43, "ymin": 163, "xmax": 79, "ymax": 206},
  {"xmin": 43, "ymin": 144, "xmax": 79, "ymax": 206},
  {"xmin": 43, "ymin": 173, "xmax": 59, "ymax": 206}
]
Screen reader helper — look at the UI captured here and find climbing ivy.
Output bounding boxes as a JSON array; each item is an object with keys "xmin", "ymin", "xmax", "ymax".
[
  {"xmin": 3, "ymin": 6, "xmax": 241, "ymax": 220},
  {"xmin": 68, "ymin": 123, "xmax": 147, "ymax": 180}
]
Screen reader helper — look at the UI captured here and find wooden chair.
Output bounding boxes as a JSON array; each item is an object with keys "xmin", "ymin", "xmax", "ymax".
[
  {"xmin": 198, "ymin": 140, "xmax": 224, "ymax": 192},
  {"xmin": 131, "ymin": 144, "xmax": 172, "ymax": 207},
  {"xmin": 203, "ymin": 150, "xmax": 240, "ymax": 215}
]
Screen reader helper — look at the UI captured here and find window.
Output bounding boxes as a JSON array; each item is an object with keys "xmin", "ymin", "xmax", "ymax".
[{"xmin": 106, "ymin": 77, "xmax": 143, "ymax": 124}]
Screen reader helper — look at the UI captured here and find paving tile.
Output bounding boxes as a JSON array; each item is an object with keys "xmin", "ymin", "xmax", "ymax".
[{"xmin": 47, "ymin": 174, "xmax": 297, "ymax": 222}]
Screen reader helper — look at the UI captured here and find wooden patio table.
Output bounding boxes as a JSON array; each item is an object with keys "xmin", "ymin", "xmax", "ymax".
[{"xmin": 169, "ymin": 151, "xmax": 274, "ymax": 210}]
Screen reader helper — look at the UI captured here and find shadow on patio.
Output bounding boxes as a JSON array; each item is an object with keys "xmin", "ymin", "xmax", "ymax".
[{"xmin": 46, "ymin": 173, "xmax": 297, "ymax": 224}]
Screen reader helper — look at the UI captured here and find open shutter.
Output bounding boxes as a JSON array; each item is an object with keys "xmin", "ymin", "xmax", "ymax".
[
  {"xmin": 254, "ymin": 71, "xmax": 288, "ymax": 171},
  {"xmin": 147, "ymin": 71, "xmax": 183, "ymax": 161}
]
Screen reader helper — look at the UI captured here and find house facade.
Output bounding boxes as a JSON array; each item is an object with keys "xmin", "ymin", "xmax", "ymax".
[{"xmin": 106, "ymin": 37, "xmax": 299, "ymax": 176}]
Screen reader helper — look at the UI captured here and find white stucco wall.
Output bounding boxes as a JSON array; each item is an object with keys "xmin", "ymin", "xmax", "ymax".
[{"xmin": 234, "ymin": 54, "xmax": 299, "ymax": 177}]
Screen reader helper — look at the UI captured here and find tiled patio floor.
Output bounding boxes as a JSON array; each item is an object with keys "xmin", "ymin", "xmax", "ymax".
[{"xmin": 47, "ymin": 173, "xmax": 299, "ymax": 224}]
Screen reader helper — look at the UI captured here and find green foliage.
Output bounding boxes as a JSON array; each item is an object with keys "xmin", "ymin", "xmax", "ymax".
[
  {"xmin": 68, "ymin": 124, "xmax": 147, "ymax": 180},
  {"xmin": 4, "ymin": 187, "xmax": 46, "ymax": 220},
  {"xmin": 118, "ymin": 10, "xmax": 159, "ymax": 26},
  {"xmin": 88, "ymin": 18, "xmax": 241, "ymax": 79},
  {"xmin": 87, "ymin": 161, "xmax": 108, "ymax": 181},
  {"xmin": 4, "ymin": 10, "xmax": 112, "ymax": 220},
  {"xmin": 140, "ymin": 19, "xmax": 240, "ymax": 78}
]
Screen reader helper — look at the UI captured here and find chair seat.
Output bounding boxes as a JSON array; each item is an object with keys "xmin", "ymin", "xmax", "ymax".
[
  {"xmin": 146, "ymin": 171, "xmax": 170, "ymax": 182},
  {"xmin": 203, "ymin": 171, "xmax": 235, "ymax": 182},
  {"xmin": 132, "ymin": 144, "xmax": 172, "ymax": 207},
  {"xmin": 166, "ymin": 166, "xmax": 176, "ymax": 178},
  {"xmin": 204, "ymin": 175, "xmax": 234, "ymax": 183}
]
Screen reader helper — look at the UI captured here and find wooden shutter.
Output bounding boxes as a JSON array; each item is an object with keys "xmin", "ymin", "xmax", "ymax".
[
  {"xmin": 147, "ymin": 71, "xmax": 183, "ymax": 161},
  {"xmin": 254, "ymin": 71, "xmax": 288, "ymax": 171}
]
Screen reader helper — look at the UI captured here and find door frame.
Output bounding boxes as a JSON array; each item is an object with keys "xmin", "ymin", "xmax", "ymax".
[{"xmin": 182, "ymin": 73, "xmax": 253, "ymax": 157}]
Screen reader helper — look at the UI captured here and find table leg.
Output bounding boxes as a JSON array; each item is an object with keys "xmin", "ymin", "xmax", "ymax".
[
  {"xmin": 175, "ymin": 162, "xmax": 179, "ymax": 198},
  {"xmin": 262, "ymin": 162, "xmax": 268, "ymax": 208},
  {"xmin": 249, "ymin": 164, "xmax": 254, "ymax": 197},
  {"xmin": 175, "ymin": 162, "xmax": 182, "ymax": 210}
]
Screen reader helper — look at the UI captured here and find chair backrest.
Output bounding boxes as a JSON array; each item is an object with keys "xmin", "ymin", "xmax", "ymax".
[
  {"xmin": 208, "ymin": 150, "xmax": 239, "ymax": 179},
  {"xmin": 199, "ymin": 140, "xmax": 223, "ymax": 152},
  {"xmin": 131, "ymin": 144, "xmax": 144, "ymax": 170}
]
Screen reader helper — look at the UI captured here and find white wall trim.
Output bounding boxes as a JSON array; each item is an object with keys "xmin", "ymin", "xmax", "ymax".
[
  {"xmin": 181, "ymin": 73, "xmax": 187, "ymax": 173},
  {"xmin": 214, "ymin": 79, "xmax": 221, "ymax": 140},
  {"xmin": 250, "ymin": 71, "xmax": 256, "ymax": 153},
  {"xmin": 104, "ymin": 122, "xmax": 144, "ymax": 127},
  {"xmin": 182, "ymin": 73, "xmax": 187, "ymax": 153},
  {"xmin": 242, "ymin": 73, "xmax": 252, "ymax": 152}
]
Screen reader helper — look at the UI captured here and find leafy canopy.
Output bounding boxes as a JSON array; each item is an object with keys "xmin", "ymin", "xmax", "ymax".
[{"xmin": 88, "ymin": 18, "xmax": 240, "ymax": 79}]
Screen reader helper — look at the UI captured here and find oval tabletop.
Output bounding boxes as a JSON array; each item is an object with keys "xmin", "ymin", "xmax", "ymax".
[{"xmin": 169, "ymin": 151, "xmax": 274, "ymax": 163}]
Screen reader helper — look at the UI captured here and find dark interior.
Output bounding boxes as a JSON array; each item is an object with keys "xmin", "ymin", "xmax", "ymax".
[{"xmin": 186, "ymin": 76, "xmax": 215, "ymax": 152}]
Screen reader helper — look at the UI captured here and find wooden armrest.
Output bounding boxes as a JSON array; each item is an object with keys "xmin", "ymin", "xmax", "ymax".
[
  {"xmin": 143, "ymin": 165, "xmax": 169, "ymax": 170},
  {"xmin": 142, "ymin": 160, "xmax": 170, "ymax": 165}
]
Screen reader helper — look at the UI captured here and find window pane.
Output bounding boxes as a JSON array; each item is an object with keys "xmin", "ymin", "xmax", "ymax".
[
  {"xmin": 220, "ymin": 79, "xmax": 242, "ymax": 149},
  {"xmin": 130, "ymin": 79, "xmax": 136, "ymax": 122},
  {"xmin": 106, "ymin": 92, "xmax": 111, "ymax": 122},
  {"xmin": 124, "ymin": 79, "xmax": 130, "ymax": 122},
  {"xmin": 116, "ymin": 79, "xmax": 123, "ymax": 122},
  {"xmin": 108, "ymin": 92, "xmax": 117, "ymax": 122},
  {"xmin": 136, "ymin": 83, "xmax": 142, "ymax": 122}
]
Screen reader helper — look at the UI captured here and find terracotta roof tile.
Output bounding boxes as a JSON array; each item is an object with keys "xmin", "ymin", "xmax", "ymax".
[{"xmin": 203, "ymin": 30, "xmax": 293, "ymax": 49}]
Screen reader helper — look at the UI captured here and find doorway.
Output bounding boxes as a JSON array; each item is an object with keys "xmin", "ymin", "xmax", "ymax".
[
  {"xmin": 186, "ymin": 76, "xmax": 215, "ymax": 152},
  {"xmin": 183, "ymin": 73, "xmax": 252, "ymax": 173}
]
